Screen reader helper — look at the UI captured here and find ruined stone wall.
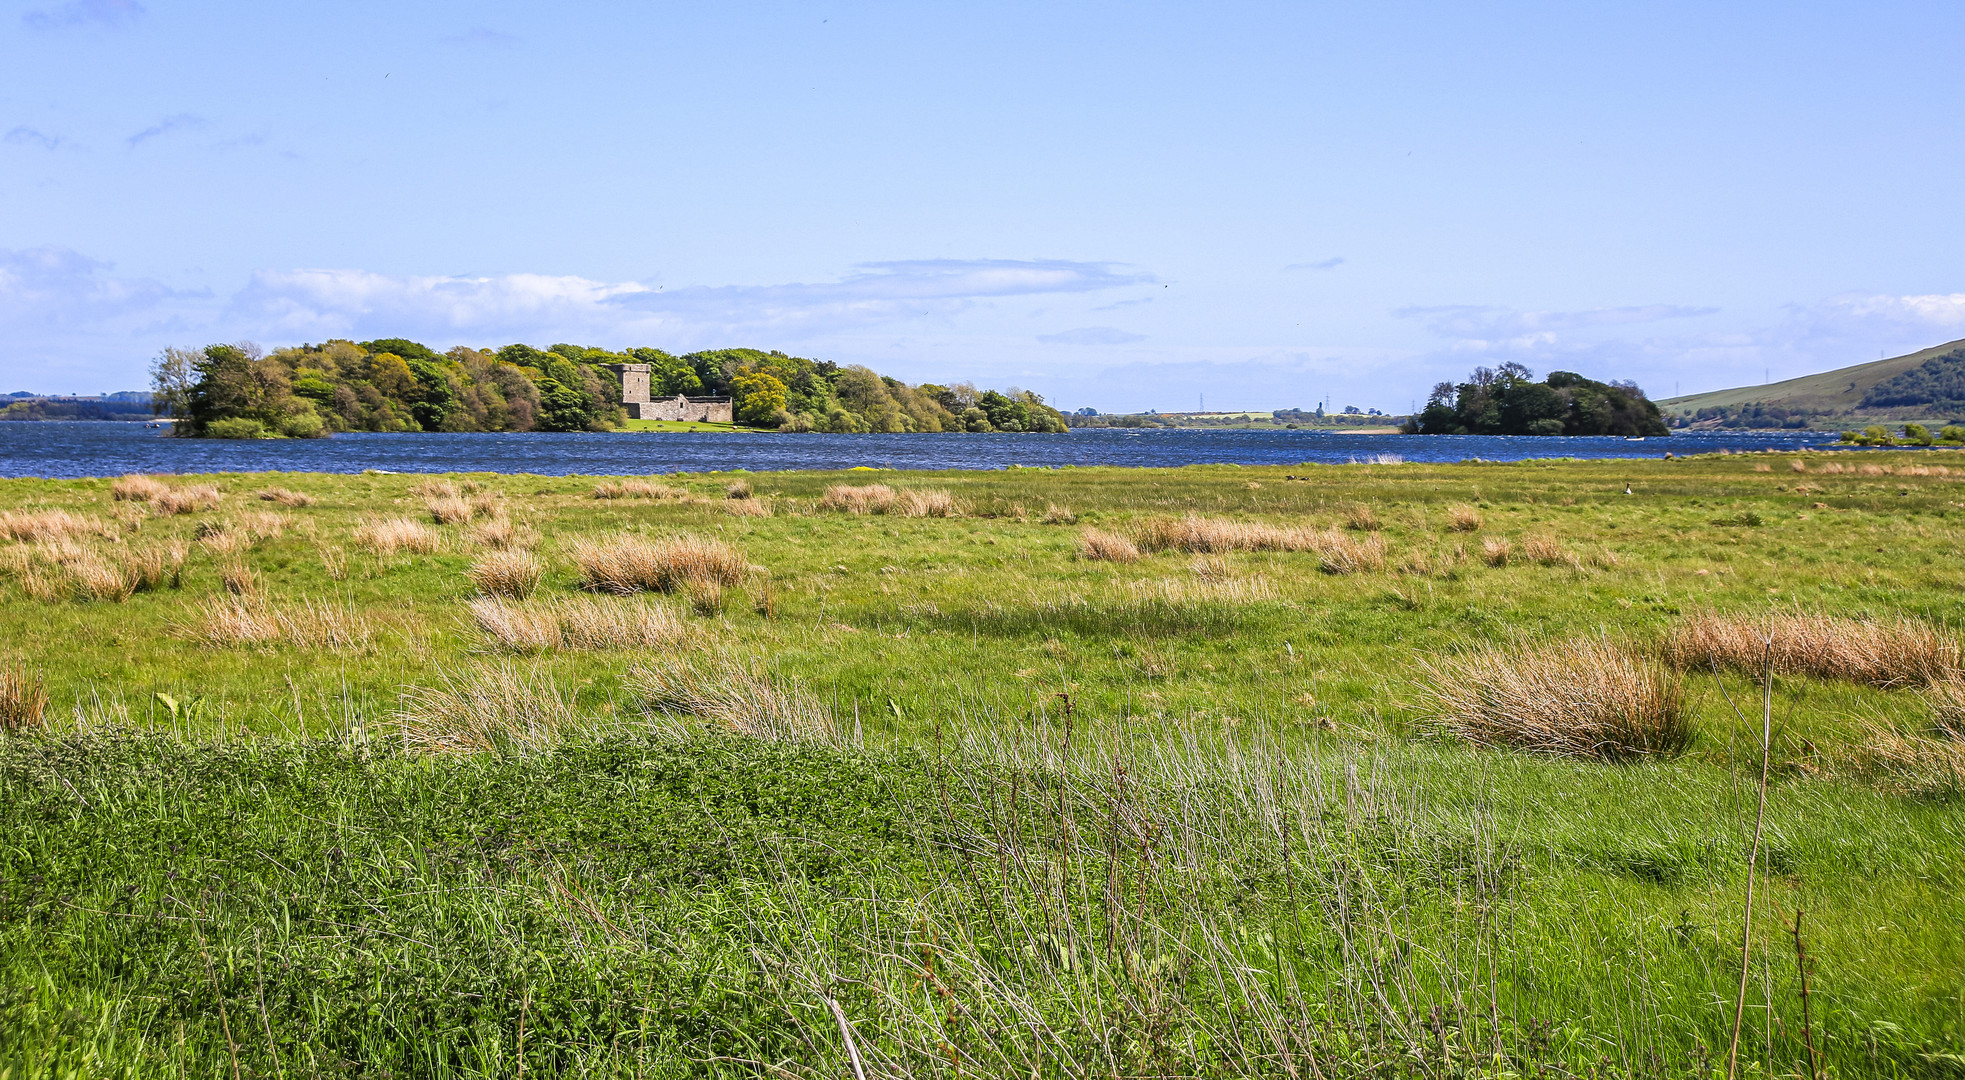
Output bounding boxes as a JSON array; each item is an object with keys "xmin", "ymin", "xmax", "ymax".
[{"xmin": 630, "ymin": 395, "xmax": 735, "ymax": 423}]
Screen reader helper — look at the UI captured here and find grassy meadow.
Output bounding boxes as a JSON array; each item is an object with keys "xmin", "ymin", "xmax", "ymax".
[{"xmin": 1, "ymin": 451, "xmax": 1962, "ymax": 1077}]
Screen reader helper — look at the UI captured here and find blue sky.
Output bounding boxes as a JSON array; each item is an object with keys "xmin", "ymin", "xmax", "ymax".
[{"xmin": 4, "ymin": 0, "xmax": 1963, "ymax": 412}]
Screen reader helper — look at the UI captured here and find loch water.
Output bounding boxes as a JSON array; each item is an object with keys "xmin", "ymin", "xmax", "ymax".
[{"xmin": 0, "ymin": 421, "xmax": 1842, "ymax": 479}]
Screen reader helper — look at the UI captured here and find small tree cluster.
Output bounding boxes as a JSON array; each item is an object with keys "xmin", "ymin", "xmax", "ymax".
[{"xmin": 1405, "ymin": 363, "xmax": 1669, "ymax": 437}]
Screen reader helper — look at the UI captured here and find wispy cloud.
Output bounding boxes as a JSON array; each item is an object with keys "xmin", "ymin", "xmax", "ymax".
[
  {"xmin": 0, "ymin": 246, "xmax": 194, "ymax": 330},
  {"xmin": 4, "ymin": 127, "xmax": 65, "ymax": 151},
  {"xmin": 1285, "ymin": 257, "xmax": 1345, "ymax": 271},
  {"xmin": 1399, "ymin": 303, "xmax": 1716, "ymax": 342},
  {"xmin": 1036, "ymin": 326, "xmax": 1145, "ymax": 345},
  {"xmin": 125, "ymin": 114, "xmax": 203, "ymax": 149},
  {"xmin": 226, "ymin": 259, "xmax": 1150, "ymax": 346},
  {"xmin": 22, "ymin": 0, "xmax": 142, "ymax": 29}
]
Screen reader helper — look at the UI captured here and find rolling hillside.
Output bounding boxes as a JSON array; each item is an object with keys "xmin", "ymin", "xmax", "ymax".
[{"xmin": 1658, "ymin": 337, "xmax": 1965, "ymax": 428}]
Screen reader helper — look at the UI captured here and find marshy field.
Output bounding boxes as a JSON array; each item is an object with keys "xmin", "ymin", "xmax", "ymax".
[{"xmin": 1, "ymin": 452, "xmax": 1961, "ymax": 1078}]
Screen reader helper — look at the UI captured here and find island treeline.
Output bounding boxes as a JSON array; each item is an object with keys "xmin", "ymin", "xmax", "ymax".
[
  {"xmin": 150, "ymin": 339, "xmax": 1068, "ymax": 437},
  {"xmin": 1404, "ymin": 363, "xmax": 1669, "ymax": 437}
]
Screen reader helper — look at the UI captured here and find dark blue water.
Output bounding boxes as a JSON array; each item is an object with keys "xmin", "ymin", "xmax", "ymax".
[{"xmin": 0, "ymin": 421, "xmax": 1843, "ymax": 478}]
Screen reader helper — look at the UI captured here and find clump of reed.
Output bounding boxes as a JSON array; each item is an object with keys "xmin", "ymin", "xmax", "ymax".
[
  {"xmin": 1446, "ymin": 504, "xmax": 1484, "ymax": 532},
  {"xmin": 1077, "ymin": 528, "xmax": 1140, "ymax": 562},
  {"xmin": 1419, "ymin": 639, "xmax": 1689, "ymax": 759},
  {"xmin": 241, "ymin": 511, "xmax": 291, "ymax": 539},
  {"xmin": 426, "ymin": 496, "xmax": 475, "ymax": 524},
  {"xmin": 626, "ymin": 654, "xmax": 832, "ymax": 740},
  {"xmin": 1306, "ymin": 527, "xmax": 1386, "ymax": 575},
  {"xmin": 467, "ymin": 550, "xmax": 543, "ymax": 598},
  {"xmin": 185, "ymin": 596, "xmax": 374, "ymax": 649},
  {"xmin": 66, "ymin": 554, "xmax": 137, "ymax": 602},
  {"xmin": 1135, "ymin": 514, "xmax": 1319, "ymax": 553},
  {"xmin": 352, "ymin": 517, "xmax": 442, "ymax": 556},
  {"xmin": 565, "ymin": 532, "xmax": 749, "ymax": 594},
  {"xmin": 110, "ymin": 474, "xmax": 171, "ymax": 502},
  {"xmin": 220, "ymin": 562, "xmax": 259, "ymax": 595},
  {"xmin": 0, "ymin": 665, "xmax": 49, "ymax": 733},
  {"xmin": 1480, "ymin": 537, "xmax": 1513, "ymax": 566},
  {"xmin": 1041, "ymin": 503, "xmax": 1076, "ymax": 525},
  {"xmin": 1342, "ymin": 503, "xmax": 1381, "ymax": 531},
  {"xmin": 1928, "ymin": 675, "xmax": 1965, "ymax": 739},
  {"xmin": 123, "ymin": 542, "xmax": 187, "ymax": 592},
  {"xmin": 1521, "ymin": 532, "xmax": 1578, "ymax": 568},
  {"xmin": 195, "ymin": 520, "xmax": 249, "ymax": 556},
  {"xmin": 150, "ymin": 484, "xmax": 222, "ymax": 516},
  {"xmin": 466, "ymin": 515, "xmax": 539, "ymax": 550},
  {"xmin": 724, "ymin": 497, "xmax": 772, "ymax": 518},
  {"xmin": 0, "ymin": 509, "xmax": 110, "ymax": 543},
  {"xmin": 819, "ymin": 484, "xmax": 962, "ymax": 517},
  {"xmin": 396, "ymin": 664, "xmax": 586, "ymax": 754},
  {"xmin": 725, "ymin": 479, "xmax": 754, "ymax": 499},
  {"xmin": 255, "ymin": 487, "xmax": 314, "ymax": 507},
  {"xmin": 408, "ymin": 478, "xmax": 460, "ymax": 499},
  {"xmin": 592, "ymin": 479, "xmax": 683, "ymax": 500},
  {"xmin": 1847, "ymin": 718, "xmax": 1965, "ymax": 796},
  {"xmin": 467, "ymin": 595, "xmax": 689, "ymax": 652},
  {"xmin": 1661, "ymin": 612, "xmax": 1961, "ymax": 689}
]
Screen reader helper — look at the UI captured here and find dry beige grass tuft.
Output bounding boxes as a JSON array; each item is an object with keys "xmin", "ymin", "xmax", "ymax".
[
  {"xmin": 1446, "ymin": 505, "xmax": 1484, "ymax": 532},
  {"xmin": 468, "ymin": 596, "xmax": 689, "ymax": 652},
  {"xmin": 0, "ymin": 509, "xmax": 110, "ymax": 543},
  {"xmin": 725, "ymin": 479, "xmax": 754, "ymax": 499},
  {"xmin": 241, "ymin": 511, "xmax": 291, "ymax": 539},
  {"xmin": 1343, "ymin": 503, "xmax": 1382, "ymax": 531},
  {"xmin": 724, "ymin": 497, "xmax": 772, "ymax": 518},
  {"xmin": 592, "ymin": 479, "xmax": 682, "ymax": 500},
  {"xmin": 1661, "ymin": 612, "xmax": 1961, "ymax": 688},
  {"xmin": 1753, "ymin": 462, "xmax": 1773, "ymax": 472},
  {"xmin": 353, "ymin": 517, "xmax": 442, "ymax": 556},
  {"xmin": 626, "ymin": 655, "xmax": 832, "ymax": 740},
  {"xmin": 396, "ymin": 664, "xmax": 586, "ymax": 754},
  {"xmin": 426, "ymin": 496, "xmax": 475, "ymax": 524},
  {"xmin": 1480, "ymin": 537, "xmax": 1514, "ymax": 567},
  {"xmin": 124, "ymin": 543, "xmax": 187, "ymax": 592},
  {"xmin": 409, "ymin": 479, "xmax": 460, "ymax": 499},
  {"xmin": 255, "ymin": 487, "xmax": 315, "ymax": 507},
  {"xmin": 1789, "ymin": 460, "xmax": 1808, "ymax": 473},
  {"xmin": 466, "ymin": 515, "xmax": 539, "ymax": 550},
  {"xmin": 68, "ymin": 554, "xmax": 136, "ymax": 602},
  {"xmin": 1041, "ymin": 503, "xmax": 1076, "ymax": 525},
  {"xmin": 1847, "ymin": 719, "xmax": 1965, "ymax": 796},
  {"xmin": 1925, "ymin": 675, "xmax": 1965, "ymax": 739},
  {"xmin": 0, "ymin": 665, "xmax": 50, "ymax": 733},
  {"xmin": 468, "ymin": 550, "xmax": 543, "ymax": 598},
  {"xmin": 1306, "ymin": 528, "xmax": 1386, "ymax": 575},
  {"xmin": 819, "ymin": 483, "xmax": 960, "ymax": 517},
  {"xmin": 566, "ymin": 532, "xmax": 749, "ymax": 594},
  {"xmin": 1136, "ymin": 515, "xmax": 1319, "ymax": 554},
  {"xmin": 186, "ymin": 596, "xmax": 373, "ymax": 649},
  {"xmin": 893, "ymin": 488, "xmax": 960, "ymax": 517},
  {"xmin": 111, "ymin": 474, "xmax": 171, "ymax": 502},
  {"xmin": 1419, "ymin": 639, "xmax": 1688, "ymax": 759},
  {"xmin": 221, "ymin": 562, "xmax": 259, "ymax": 595},
  {"xmin": 1078, "ymin": 528, "xmax": 1141, "ymax": 562},
  {"xmin": 1521, "ymin": 533, "xmax": 1578, "ymax": 568},
  {"xmin": 150, "ymin": 484, "xmax": 221, "ymax": 516}
]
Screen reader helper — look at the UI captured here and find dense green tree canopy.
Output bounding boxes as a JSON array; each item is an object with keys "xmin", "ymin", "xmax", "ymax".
[
  {"xmin": 1861, "ymin": 347, "xmax": 1965, "ymax": 410},
  {"xmin": 153, "ymin": 339, "xmax": 1070, "ymax": 437},
  {"xmin": 1405, "ymin": 363, "xmax": 1669, "ymax": 437}
]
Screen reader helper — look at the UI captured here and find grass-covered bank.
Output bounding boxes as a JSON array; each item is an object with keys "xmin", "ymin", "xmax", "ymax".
[{"xmin": 1, "ymin": 452, "xmax": 1963, "ymax": 1076}]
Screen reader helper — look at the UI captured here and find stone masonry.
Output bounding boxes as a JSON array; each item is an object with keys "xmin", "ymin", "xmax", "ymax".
[{"xmin": 603, "ymin": 364, "xmax": 734, "ymax": 423}]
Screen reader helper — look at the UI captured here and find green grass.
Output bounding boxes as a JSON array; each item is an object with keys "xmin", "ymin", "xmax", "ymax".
[
  {"xmin": 1, "ymin": 452, "xmax": 1962, "ymax": 1076},
  {"xmin": 1659, "ymin": 335, "xmax": 1965, "ymax": 423}
]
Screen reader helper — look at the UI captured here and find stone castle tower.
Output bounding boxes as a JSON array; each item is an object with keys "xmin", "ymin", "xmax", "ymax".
[{"xmin": 603, "ymin": 364, "xmax": 734, "ymax": 423}]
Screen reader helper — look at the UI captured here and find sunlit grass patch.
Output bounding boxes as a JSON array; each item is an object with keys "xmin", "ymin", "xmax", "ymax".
[
  {"xmin": 591, "ymin": 479, "xmax": 684, "ymax": 500},
  {"xmin": 183, "ymin": 596, "xmax": 375, "ymax": 650},
  {"xmin": 467, "ymin": 550, "xmax": 543, "ymax": 598},
  {"xmin": 566, "ymin": 532, "xmax": 749, "ymax": 594},
  {"xmin": 819, "ymin": 483, "xmax": 961, "ymax": 517},
  {"xmin": 1077, "ymin": 527, "xmax": 1140, "ymax": 562},
  {"xmin": 353, "ymin": 516, "xmax": 442, "ymax": 556},
  {"xmin": 0, "ymin": 508, "xmax": 111, "ymax": 543}
]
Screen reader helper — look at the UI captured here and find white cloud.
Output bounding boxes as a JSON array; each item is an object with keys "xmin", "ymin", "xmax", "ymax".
[
  {"xmin": 0, "ymin": 247, "xmax": 185, "ymax": 330},
  {"xmin": 228, "ymin": 259, "xmax": 1150, "ymax": 347},
  {"xmin": 22, "ymin": 0, "xmax": 142, "ymax": 29},
  {"xmin": 1036, "ymin": 326, "xmax": 1145, "ymax": 345}
]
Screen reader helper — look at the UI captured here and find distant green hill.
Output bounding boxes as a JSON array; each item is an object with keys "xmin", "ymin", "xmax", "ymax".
[{"xmin": 1657, "ymin": 338, "xmax": 1965, "ymax": 429}]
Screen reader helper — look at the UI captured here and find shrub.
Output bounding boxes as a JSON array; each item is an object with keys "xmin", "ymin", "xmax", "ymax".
[
  {"xmin": 396, "ymin": 664, "xmax": 586, "ymax": 754},
  {"xmin": 626, "ymin": 655, "xmax": 832, "ymax": 740},
  {"xmin": 0, "ymin": 665, "xmax": 49, "ymax": 733},
  {"xmin": 1661, "ymin": 613, "xmax": 1961, "ymax": 688},
  {"xmin": 205, "ymin": 417, "xmax": 268, "ymax": 439},
  {"xmin": 1446, "ymin": 505, "xmax": 1484, "ymax": 532},
  {"xmin": 468, "ymin": 550, "xmax": 543, "ymax": 598},
  {"xmin": 353, "ymin": 517, "xmax": 441, "ymax": 556},
  {"xmin": 111, "ymin": 474, "xmax": 171, "ymax": 502},
  {"xmin": 1078, "ymin": 528, "xmax": 1141, "ymax": 562},
  {"xmin": 1419, "ymin": 639, "xmax": 1689, "ymax": 760},
  {"xmin": 566, "ymin": 532, "xmax": 749, "ymax": 594},
  {"xmin": 255, "ymin": 486, "xmax": 314, "ymax": 507}
]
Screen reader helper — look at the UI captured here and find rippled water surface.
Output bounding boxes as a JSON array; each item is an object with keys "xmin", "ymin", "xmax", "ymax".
[{"xmin": 0, "ymin": 421, "xmax": 1841, "ymax": 478}]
